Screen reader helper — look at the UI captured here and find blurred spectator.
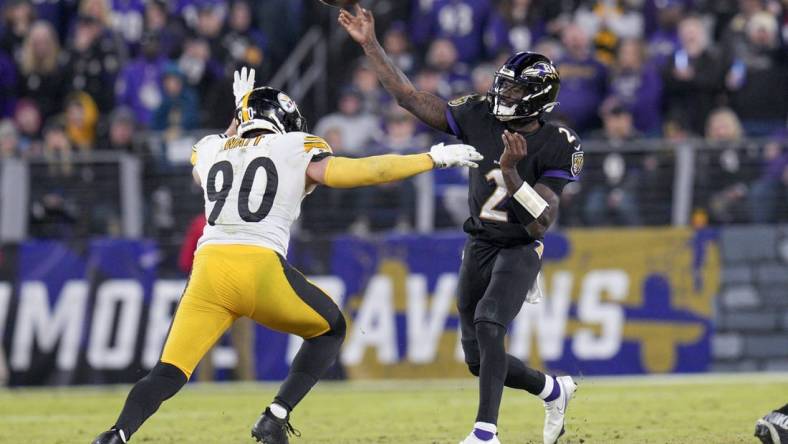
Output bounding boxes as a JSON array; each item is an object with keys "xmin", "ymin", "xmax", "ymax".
[
  {"xmin": 726, "ymin": 11, "xmax": 787, "ymax": 136},
  {"xmin": 721, "ymin": 0, "xmax": 768, "ymax": 56},
  {"xmin": 0, "ymin": 119, "xmax": 20, "ymax": 159},
  {"xmin": 471, "ymin": 63, "xmax": 495, "ymax": 95},
  {"xmin": 173, "ymin": 0, "xmax": 228, "ymax": 30},
  {"xmin": 314, "ymin": 88, "xmax": 382, "ymax": 156},
  {"xmin": 485, "ymin": 0, "xmax": 546, "ymax": 55},
  {"xmin": 426, "ymin": 38, "xmax": 471, "ymax": 96},
  {"xmin": 194, "ymin": 2, "xmax": 225, "ymax": 56},
  {"xmin": 152, "ymin": 63, "xmax": 200, "ymax": 132},
  {"xmin": 13, "ymin": 99, "xmax": 43, "ymax": 154},
  {"xmin": 555, "ymin": 23, "xmax": 608, "ymax": 134},
  {"xmin": 357, "ymin": 110, "xmax": 423, "ymax": 231},
  {"xmin": 383, "ymin": 22, "xmax": 417, "ymax": 76},
  {"xmin": 255, "ymin": 0, "xmax": 301, "ymax": 69},
  {"xmin": 575, "ymin": 0, "xmax": 644, "ymax": 64},
  {"xmin": 42, "ymin": 118, "xmax": 75, "ymax": 177},
  {"xmin": 584, "ymin": 100, "xmax": 642, "ymax": 225},
  {"xmin": 98, "ymin": 106, "xmax": 137, "ymax": 151},
  {"xmin": 0, "ymin": 48, "xmax": 16, "ymax": 118},
  {"xmin": 18, "ymin": 21, "xmax": 68, "ymax": 120},
  {"xmin": 177, "ymin": 36, "xmax": 231, "ymax": 128},
  {"xmin": 411, "ymin": 0, "xmax": 492, "ymax": 63},
  {"xmin": 64, "ymin": 92, "xmax": 99, "ymax": 150},
  {"xmin": 414, "ymin": 66, "xmax": 450, "ymax": 99},
  {"xmin": 351, "ymin": 61, "xmax": 389, "ymax": 114},
  {"xmin": 697, "ymin": 107, "xmax": 759, "ymax": 224},
  {"xmin": 144, "ymin": 0, "xmax": 185, "ymax": 58},
  {"xmin": 109, "ymin": 0, "xmax": 146, "ymax": 50},
  {"xmin": 749, "ymin": 138, "xmax": 788, "ymax": 223},
  {"xmin": 115, "ymin": 32, "xmax": 166, "ymax": 126},
  {"xmin": 609, "ymin": 38, "xmax": 663, "ymax": 134},
  {"xmin": 63, "ymin": 14, "xmax": 124, "ymax": 112},
  {"xmin": 221, "ymin": 0, "xmax": 267, "ymax": 74},
  {"xmin": 663, "ymin": 16, "xmax": 727, "ymax": 134},
  {"xmin": 647, "ymin": 0, "xmax": 684, "ymax": 68},
  {"xmin": 0, "ymin": 0, "xmax": 35, "ymax": 59}
]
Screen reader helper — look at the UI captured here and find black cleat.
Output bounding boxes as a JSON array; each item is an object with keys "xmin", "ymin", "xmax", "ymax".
[
  {"xmin": 91, "ymin": 428, "xmax": 126, "ymax": 444},
  {"xmin": 755, "ymin": 404, "xmax": 788, "ymax": 444},
  {"xmin": 251, "ymin": 408, "xmax": 301, "ymax": 443}
]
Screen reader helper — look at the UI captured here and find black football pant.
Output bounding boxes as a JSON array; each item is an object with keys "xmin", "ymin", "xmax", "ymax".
[{"xmin": 457, "ymin": 238, "xmax": 548, "ymax": 425}]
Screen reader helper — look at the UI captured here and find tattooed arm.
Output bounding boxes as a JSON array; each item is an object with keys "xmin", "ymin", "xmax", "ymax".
[{"xmin": 338, "ymin": 5, "xmax": 450, "ymax": 132}]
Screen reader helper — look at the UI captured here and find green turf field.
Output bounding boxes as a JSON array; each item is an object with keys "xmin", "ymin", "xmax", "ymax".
[{"xmin": 0, "ymin": 373, "xmax": 786, "ymax": 444}]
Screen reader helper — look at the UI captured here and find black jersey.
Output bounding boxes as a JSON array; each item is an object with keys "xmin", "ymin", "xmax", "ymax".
[{"xmin": 445, "ymin": 94, "xmax": 584, "ymax": 246}]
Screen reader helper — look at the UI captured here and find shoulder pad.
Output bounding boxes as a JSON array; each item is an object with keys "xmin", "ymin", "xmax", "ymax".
[
  {"xmin": 191, "ymin": 134, "xmax": 226, "ymax": 166},
  {"xmin": 448, "ymin": 94, "xmax": 484, "ymax": 108}
]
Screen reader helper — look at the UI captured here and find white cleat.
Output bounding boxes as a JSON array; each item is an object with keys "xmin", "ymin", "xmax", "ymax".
[
  {"xmin": 543, "ymin": 375, "xmax": 577, "ymax": 444},
  {"xmin": 459, "ymin": 429, "xmax": 501, "ymax": 444}
]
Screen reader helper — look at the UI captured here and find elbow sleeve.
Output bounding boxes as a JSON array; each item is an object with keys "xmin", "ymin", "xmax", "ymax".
[{"xmin": 323, "ymin": 154, "xmax": 434, "ymax": 188}]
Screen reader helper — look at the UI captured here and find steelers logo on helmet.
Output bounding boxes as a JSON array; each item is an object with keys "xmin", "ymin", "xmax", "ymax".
[
  {"xmin": 236, "ymin": 87, "xmax": 307, "ymax": 137},
  {"xmin": 278, "ymin": 93, "xmax": 297, "ymax": 114}
]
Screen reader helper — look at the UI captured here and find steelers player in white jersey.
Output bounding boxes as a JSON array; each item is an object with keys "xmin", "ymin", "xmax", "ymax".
[{"xmin": 92, "ymin": 68, "xmax": 482, "ymax": 444}]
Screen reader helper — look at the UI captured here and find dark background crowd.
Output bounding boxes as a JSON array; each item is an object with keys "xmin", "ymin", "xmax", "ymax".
[{"xmin": 0, "ymin": 0, "xmax": 787, "ymax": 247}]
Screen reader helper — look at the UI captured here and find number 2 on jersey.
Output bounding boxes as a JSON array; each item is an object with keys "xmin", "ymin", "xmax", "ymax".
[
  {"xmin": 480, "ymin": 169, "xmax": 509, "ymax": 222},
  {"xmin": 205, "ymin": 158, "xmax": 279, "ymax": 226}
]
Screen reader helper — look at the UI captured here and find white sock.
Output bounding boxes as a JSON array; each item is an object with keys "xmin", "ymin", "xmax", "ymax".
[
  {"xmin": 269, "ymin": 403, "xmax": 288, "ymax": 419},
  {"xmin": 537, "ymin": 375, "xmax": 555, "ymax": 400}
]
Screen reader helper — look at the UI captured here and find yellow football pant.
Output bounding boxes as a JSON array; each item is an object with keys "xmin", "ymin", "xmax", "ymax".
[{"xmin": 161, "ymin": 244, "xmax": 342, "ymax": 379}]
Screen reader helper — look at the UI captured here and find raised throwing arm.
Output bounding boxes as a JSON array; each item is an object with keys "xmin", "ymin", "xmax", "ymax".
[
  {"xmin": 338, "ymin": 5, "xmax": 450, "ymax": 132},
  {"xmin": 499, "ymin": 131, "xmax": 560, "ymax": 239}
]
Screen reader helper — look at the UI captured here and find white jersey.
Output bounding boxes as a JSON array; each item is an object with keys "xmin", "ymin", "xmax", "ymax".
[{"xmin": 191, "ymin": 131, "xmax": 332, "ymax": 256}]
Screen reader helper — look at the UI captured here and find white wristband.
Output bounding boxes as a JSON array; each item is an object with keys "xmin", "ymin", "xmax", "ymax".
[{"xmin": 513, "ymin": 182, "xmax": 548, "ymax": 218}]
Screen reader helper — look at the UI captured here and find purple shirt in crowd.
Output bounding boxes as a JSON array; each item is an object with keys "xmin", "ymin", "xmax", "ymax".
[
  {"xmin": 610, "ymin": 63, "xmax": 663, "ymax": 134},
  {"xmin": 115, "ymin": 57, "xmax": 167, "ymax": 126},
  {"xmin": 411, "ymin": 0, "xmax": 491, "ymax": 63},
  {"xmin": 484, "ymin": 11, "xmax": 546, "ymax": 55},
  {"xmin": 0, "ymin": 50, "xmax": 16, "ymax": 118},
  {"xmin": 556, "ymin": 55, "xmax": 608, "ymax": 133}
]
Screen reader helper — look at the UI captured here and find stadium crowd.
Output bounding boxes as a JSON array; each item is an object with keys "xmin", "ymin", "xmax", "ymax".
[{"xmin": 0, "ymin": 0, "xmax": 787, "ymax": 237}]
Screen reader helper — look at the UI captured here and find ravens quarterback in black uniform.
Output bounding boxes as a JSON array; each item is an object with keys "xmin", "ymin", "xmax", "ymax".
[{"xmin": 341, "ymin": 6, "xmax": 581, "ymax": 444}]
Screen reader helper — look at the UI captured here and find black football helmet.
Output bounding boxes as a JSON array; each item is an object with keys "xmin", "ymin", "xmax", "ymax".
[
  {"xmin": 488, "ymin": 52, "xmax": 560, "ymax": 122},
  {"xmin": 236, "ymin": 87, "xmax": 307, "ymax": 136}
]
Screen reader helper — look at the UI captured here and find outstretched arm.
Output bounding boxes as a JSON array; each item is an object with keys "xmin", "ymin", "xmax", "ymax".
[
  {"xmin": 339, "ymin": 6, "xmax": 450, "ymax": 133},
  {"xmin": 306, "ymin": 143, "xmax": 482, "ymax": 188},
  {"xmin": 499, "ymin": 131, "xmax": 559, "ymax": 239}
]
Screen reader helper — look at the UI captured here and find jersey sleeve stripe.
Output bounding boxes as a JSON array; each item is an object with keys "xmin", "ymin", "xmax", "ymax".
[
  {"xmin": 542, "ymin": 169, "xmax": 579, "ymax": 181},
  {"xmin": 446, "ymin": 107, "xmax": 462, "ymax": 138}
]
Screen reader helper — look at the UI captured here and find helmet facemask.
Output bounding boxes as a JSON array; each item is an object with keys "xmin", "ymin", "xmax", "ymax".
[
  {"xmin": 236, "ymin": 88, "xmax": 308, "ymax": 137},
  {"xmin": 488, "ymin": 74, "xmax": 559, "ymax": 122}
]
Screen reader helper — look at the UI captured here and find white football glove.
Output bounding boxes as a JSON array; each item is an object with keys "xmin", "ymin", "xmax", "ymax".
[
  {"xmin": 428, "ymin": 143, "xmax": 483, "ymax": 168},
  {"xmin": 233, "ymin": 66, "xmax": 256, "ymax": 107}
]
